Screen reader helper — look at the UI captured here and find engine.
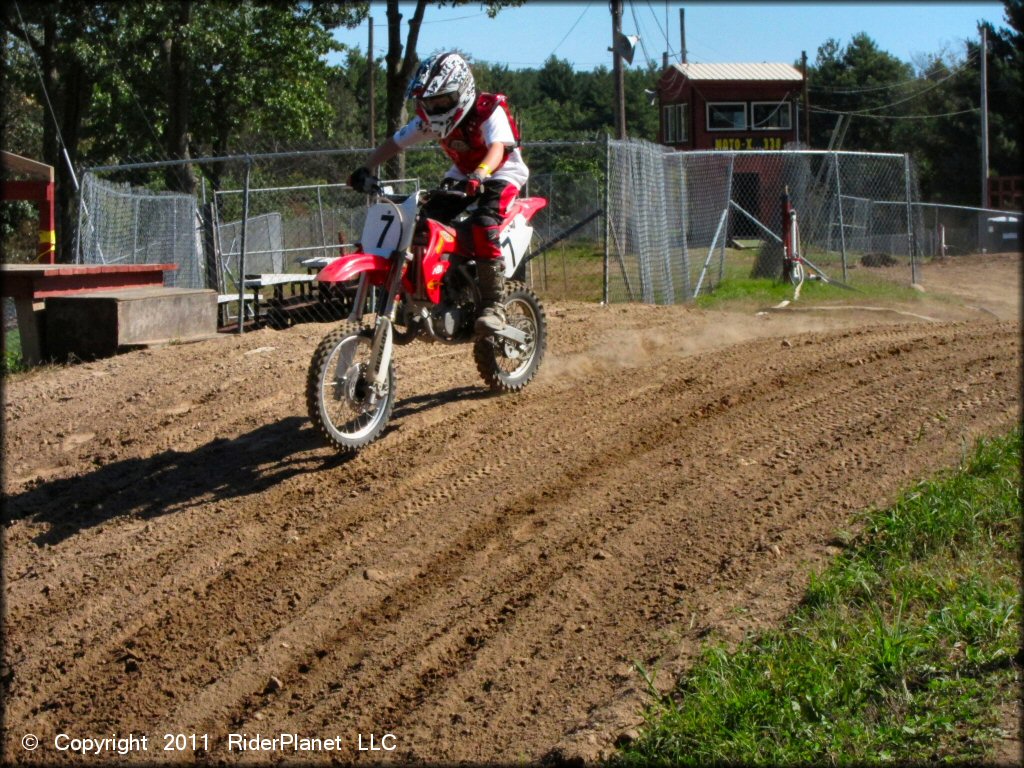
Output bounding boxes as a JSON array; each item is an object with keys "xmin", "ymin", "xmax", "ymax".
[
  {"xmin": 396, "ymin": 266, "xmax": 478, "ymax": 343},
  {"xmin": 430, "ymin": 275, "xmax": 477, "ymax": 340}
]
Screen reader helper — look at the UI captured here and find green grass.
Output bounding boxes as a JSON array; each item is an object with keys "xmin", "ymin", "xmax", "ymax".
[
  {"xmin": 528, "ymin": 240, "xmax": 932, "ymax": 307},
  {"xmin": 529, "ymin": 242, "xmax": 605, "ymax": 302},
  {"xmin": 614, "ymin": 429, "xmax": 1022, "ymax": 766},
  {"xmin": 2, "ymin": 327, "xmax": 27, "ymax": 375},
  {"xmin": 694, "ymin": 248, "xmax": 926, "ymax": 310}
]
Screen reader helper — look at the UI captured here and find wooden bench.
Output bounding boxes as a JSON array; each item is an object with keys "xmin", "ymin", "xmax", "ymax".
[
  {"xmin": 1, "ymin": 262, "xmax": 177, "ymax": 364},
  {"xmin": 243, "ymin": 272, "xmax": 318, "ymax": 328},
  {"xmin": 44, "ymin": 286, "xmax": 217, "ymax": 361}
]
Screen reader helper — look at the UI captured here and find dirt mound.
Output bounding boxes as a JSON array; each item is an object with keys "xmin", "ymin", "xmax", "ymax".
[{"xmin": 2, "ymin": 254, "xmax": 1020, "ymax": 764}]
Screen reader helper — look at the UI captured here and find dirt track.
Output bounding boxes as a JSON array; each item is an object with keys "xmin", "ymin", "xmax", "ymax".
[{"xmin": 2, "ymin": 254, "xmax": 1020, "ymax": 765}]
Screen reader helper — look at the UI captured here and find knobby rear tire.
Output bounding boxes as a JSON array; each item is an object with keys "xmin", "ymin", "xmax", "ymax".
[{"xmin": 473, "ymin": 281, "xmax": 547, "ymax": 393}]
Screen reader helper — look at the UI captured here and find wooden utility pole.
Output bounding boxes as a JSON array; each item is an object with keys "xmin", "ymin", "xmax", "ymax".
[
  {"xmin": 980, "ymin": 24, "xmax": 989, "ymax": 208},
  {"xmin": 679, "ymin": 8, "xmax": 686, "ymax": 63},
  {"xmin": 368, "ymin": 16, "xmax": 376, "ymax": 146},
  {"xmin": 612, "ymin": 0, "xmax": 626, "ymax": 139}
]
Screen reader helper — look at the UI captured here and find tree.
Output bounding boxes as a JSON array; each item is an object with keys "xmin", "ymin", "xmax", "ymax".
[
  {"xmin": 1, "ymin": 1, "xmax": 125, "ymax": 261},
  {"xmin": 2, "ymin": 1, "xmax": 360, "ymax": 258},
  {"xmin": 897, "ymin": 51, "xmax": 980, "ymax": 203},
  {"xmin": 983, "ymin": 0, "xmax": 1023, "ymax": 190},
  {"xmin": 807, "ymin": 33, "xmax": 915, "ymax": 152}
]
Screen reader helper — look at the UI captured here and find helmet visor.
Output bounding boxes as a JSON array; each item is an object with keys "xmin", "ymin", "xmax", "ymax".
[{"xmin": 419, "ymin": 92, "xmax": 459, "ymax": 116}]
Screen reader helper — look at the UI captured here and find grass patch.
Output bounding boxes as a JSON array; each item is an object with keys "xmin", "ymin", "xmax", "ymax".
[
  {"xmin": 534, "ymin": 241, "xmax": 932, "ymax": 307},
  {"xmin": 2, "ymin": 327, "xmax": 27, "ymax": 376},
  {"xmin": 529, "ymin": 242, "xmax": 605, "ymax": 302},
  {"xmin": 695, "ymin": 276, "xmax": 851, "ymax": 307},
  {"xmin": 614, "ymin": 429, "xmax": 1022, "ymax": 766},
  {"xmin": 694, "ymin": 248, "xmax": 926, "ymax": 310}
]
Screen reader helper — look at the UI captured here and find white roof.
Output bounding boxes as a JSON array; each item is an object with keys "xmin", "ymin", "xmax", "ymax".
[{"xmin": 670, "ymin": 62, "xmax": 803, "ymax": 82}]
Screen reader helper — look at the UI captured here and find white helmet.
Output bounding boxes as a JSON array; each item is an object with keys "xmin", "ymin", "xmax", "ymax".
[{"xmin": 407, "ymin": 52, "xmax": 476, "ymax": 139}]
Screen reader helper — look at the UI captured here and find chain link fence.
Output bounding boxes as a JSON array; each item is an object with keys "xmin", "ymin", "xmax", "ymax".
[
  {"xmin": 7, "ymin": 124, "xmax": 1018, "ymax": 370},
  {"xmin": 66, "ymin": 139, "xmax": 951, "ymax": 342},
  {"xmin": 912, "ymin": 202, "xmax": 1021, "ymax": 257},
  {"xmin": 603, "ymin": 142, "xmax": 928, "ymax": 304},
  {"xmin": 8, "ymin": 138, "xmax": 995, "ymax": 367},
  {"xmin": 77, "ymin": 174, "xmax": 205, "ymax": 289}
]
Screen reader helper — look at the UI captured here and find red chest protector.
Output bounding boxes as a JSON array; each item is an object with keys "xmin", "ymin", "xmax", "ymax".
[{"xmin": 439, "ymin": 93, "xmax": 521, "ymax": 175}]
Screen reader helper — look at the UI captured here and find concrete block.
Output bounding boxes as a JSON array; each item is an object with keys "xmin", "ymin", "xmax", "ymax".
[{"xmin": 45, "ymin": 287, "xmax": 217, "ymax": 360}]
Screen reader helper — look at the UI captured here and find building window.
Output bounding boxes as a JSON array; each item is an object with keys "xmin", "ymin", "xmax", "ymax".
[
  {"xmin": 751, "ymin": 101, "xmax": 792, "ymax": 130},
  {"xmin": 663, "ymin": 103, "xmax": 688, "ymax": 143},
  {"xmin": 707, "ymin": 102, "xmax": 747, "ymax": 131}
]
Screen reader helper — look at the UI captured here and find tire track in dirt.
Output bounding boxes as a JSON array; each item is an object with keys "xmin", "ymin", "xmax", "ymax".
[
  {"xmin": 5, "ymin": 330, "xmax": 664, "ymax": 741},
  {"xmin": 43, "ymin": 326, "xmax": 1024, "ymax": 757},
  {"xmin": 7, "ymin": 318, "xmax": 714, "ymax": 741},
  {"xmin": 2, "ymin": 294, "xmax": 1019, "ymax": 765}
]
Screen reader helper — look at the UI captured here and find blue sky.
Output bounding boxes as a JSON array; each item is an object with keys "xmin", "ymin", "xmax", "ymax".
[{"xmin": 329, "ymin": 1, "xmax": 1009, "ymax": 71}]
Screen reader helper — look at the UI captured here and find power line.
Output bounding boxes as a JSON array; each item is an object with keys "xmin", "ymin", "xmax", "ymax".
[
  {"xmin": 811, "ymin": 106, "xmax": 979, "ymax": 120},
  {"xmin": 643, "ymin": 0, "xmax": 676, "ymax": 58},
  {"xmin": 809, "ymin": 50, "xmax": 977, "ymax": 95},
  {"xmin": 813, "ymin": 57, "xmax": 977, "ymax": 116},
  {"xmin": 549, "ymin": 2, "xmax": 593, "ymax": 59},
  {"xmin": 627, "ymin": 0, "xmax": 653, "ymax": 68}
]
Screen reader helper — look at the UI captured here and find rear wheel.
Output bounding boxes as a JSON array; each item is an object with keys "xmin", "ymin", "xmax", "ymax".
[
  {"xmin": 473, "ymin": 281, "xmax": 546, "ymax": 392},
  {"xmin": 306, "ymin": 322, "xmax": 395, "ymax": 453}
]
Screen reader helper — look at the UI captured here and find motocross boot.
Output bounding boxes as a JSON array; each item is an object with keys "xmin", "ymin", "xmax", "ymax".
[{"xmin": 474, "ymin": 259, "xmax": 507, "ymax": 335}]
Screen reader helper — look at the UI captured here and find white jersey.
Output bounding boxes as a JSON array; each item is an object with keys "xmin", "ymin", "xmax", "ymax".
[{"xmin": 393, "ymin": 107, "xmax": 529, "ymax": 189}]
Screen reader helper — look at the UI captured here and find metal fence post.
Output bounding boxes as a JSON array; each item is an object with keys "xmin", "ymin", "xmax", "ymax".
[
  {"xmin": 904, "ymin": 153, "xmax": 917, "ymax": 284},
  {"xmin": 75, "ymin": 176, "xmax": 87, "ymax": 264},
  {"xmin": 131, "ymin": 198, "xmax": 139, "ymax": 264},
  {"xmin": 603, "ymin": 132, "xmax": 611, "ymax": 305},
  {"xmin": 719, "ymin": 153, "xmax": 735, "ymax": 286},
  {"xmin": 237, "ymin": 157, "xmax": 252, "ymax": 334},
  {"xmin": 834, "ymin": 152, "xmax": 848, "ymax": 282},
  {"xmin": 316, "ymin": 185, "xmax": 328, "ymax": 260}
]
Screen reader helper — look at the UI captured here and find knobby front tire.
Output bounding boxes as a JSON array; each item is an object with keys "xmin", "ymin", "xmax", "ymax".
[{"xmin": 306, "ymin": 321, "xmax": 396, "ymax": 454}]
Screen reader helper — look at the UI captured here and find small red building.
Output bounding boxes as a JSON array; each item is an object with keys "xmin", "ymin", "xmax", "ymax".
[
  {"xmin": 656, "ymin": 62, "xmax": 805, "ymax": 150},
  {"xmin": 656, "ymin": 62, "xmax": 806, "ymax": 238}
]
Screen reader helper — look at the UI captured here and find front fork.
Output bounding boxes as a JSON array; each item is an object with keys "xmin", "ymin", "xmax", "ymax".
[{"xmin": 366, "ymin": 249, "xmax": 411, "ymax": 391}]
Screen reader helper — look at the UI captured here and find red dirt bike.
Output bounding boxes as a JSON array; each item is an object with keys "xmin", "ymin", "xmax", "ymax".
[{"xmin": 306, "ymin": 181, "xmax": 549, "ymax": 453}]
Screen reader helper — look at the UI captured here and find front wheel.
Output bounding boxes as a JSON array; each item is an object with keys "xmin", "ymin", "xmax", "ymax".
[
  {"xmin": 473, "ymin": 281, "xmax": 547, "ymax": 392},
  {"xmin": 306, "ymin": 321, "xmax": 396, "ymax": 453}
]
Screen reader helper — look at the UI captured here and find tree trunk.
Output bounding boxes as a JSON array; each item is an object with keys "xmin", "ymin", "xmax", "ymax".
[
  {"xmin": 163, "ymin": 1, "xmax": 196, "ymax": 194},
  {"xmin": 56, "ymin": 59, "xmax": 88, "ymax": 264},
  {"xmin": 39, "ymin": 12, "xmax": 82, "ymax": 264},
  {"xmin": 383, "ymin": 0, "xmax": 428, "ymax": 180}
]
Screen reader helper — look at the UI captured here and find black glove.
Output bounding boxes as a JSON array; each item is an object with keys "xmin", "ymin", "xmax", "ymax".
[{"xmin": 348, "ymin": 166, "xmax": 378, "ymax": 193}]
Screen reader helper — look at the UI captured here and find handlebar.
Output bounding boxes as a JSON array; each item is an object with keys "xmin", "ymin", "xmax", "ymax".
[{"xmin": 346, "ymin": 180, "xmax": 474, "ymax": 209}]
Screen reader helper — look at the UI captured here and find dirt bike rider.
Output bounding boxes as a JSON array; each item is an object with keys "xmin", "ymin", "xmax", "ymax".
[{"xmin": 348, "ymin": 51, "xmax": 528, "ymax": 336}]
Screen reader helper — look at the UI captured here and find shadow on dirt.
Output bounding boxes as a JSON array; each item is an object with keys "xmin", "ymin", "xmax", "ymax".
[
  {"xmin": 390, "ymin": 384, "xmax": 495, "ymax": 421},
  {"xmin": 2, "ymin": 417, "xmax": 352, "ymax": 547}
]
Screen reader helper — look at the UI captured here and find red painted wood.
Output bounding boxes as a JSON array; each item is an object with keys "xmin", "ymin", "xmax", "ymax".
[{"xmin": 0, "ymin": 264, "xmax": 178, "ymax": 300}]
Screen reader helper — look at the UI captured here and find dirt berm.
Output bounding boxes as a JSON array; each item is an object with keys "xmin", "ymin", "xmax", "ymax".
[{"xmin": 2, "ymin": 254, "xmax": 1020, "ymax": 764}]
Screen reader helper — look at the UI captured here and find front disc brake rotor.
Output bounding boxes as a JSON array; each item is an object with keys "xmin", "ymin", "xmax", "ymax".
[{"xmin": 339, "ymin": 363, "xmax": 375, "ymax": 413}]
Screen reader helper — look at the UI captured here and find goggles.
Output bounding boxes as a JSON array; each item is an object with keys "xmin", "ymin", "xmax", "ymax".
[{"xmin": 419, "ymin": 92, "xmax": 459, "ymax": 116}]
